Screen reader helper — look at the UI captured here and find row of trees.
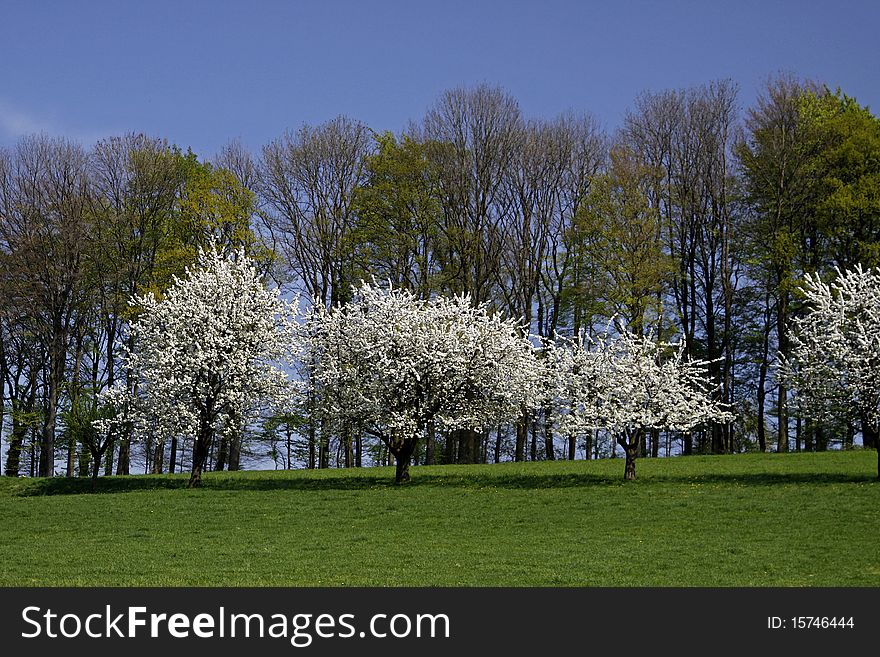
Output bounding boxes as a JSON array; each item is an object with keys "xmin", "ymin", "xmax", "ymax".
[
  {"xmin": 2, "ymin": 74, "xmax": 879, "ymax": 479},
  {"xmin": 98, "ymin": 249, "xmax": 730, "ymax": 485}
]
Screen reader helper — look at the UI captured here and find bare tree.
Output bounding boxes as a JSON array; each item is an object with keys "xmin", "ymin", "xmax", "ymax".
[
  {"xmin": 420, "ymin": 84, "xmax": 523, "ymax": 305},
  {"xmin": 0, "ymin": 136, "xmax": 92, "ymax": 476},
  {"xmin": 259, "ymin": 116, "xmax": 372, "ymax": 308},
  {"xmin": 90, "ymin": 133, "xmax": 185, "ymax": 473}
]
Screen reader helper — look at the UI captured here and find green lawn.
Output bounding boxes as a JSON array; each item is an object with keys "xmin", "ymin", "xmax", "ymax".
[{"xmin": 0, "ymin": 450, "xmax": 877, "ymax": 586}]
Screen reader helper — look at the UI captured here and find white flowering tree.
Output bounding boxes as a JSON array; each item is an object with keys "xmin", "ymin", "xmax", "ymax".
[
  {"xmin": 122, "ymin": 247, "xmax": 299, "ymax": 487},
  {"xmin": 780, "ymin": 266, "xmax": 880, "ymax": 479},
  {"xmin": 305, "ymin": 283, "xmax": 543, "ymax": 483},
  {"xmin": 550, "ymin": 327, "xmax": 734, "ymax": 480}
]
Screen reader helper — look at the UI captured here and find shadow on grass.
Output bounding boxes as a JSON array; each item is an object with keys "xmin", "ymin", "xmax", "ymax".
[{"xmin": 14, "ymin": 467, "xmax": 876, "ymax": 497}]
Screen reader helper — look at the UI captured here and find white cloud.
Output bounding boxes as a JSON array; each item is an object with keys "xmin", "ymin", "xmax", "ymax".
[
  {"xmin": 0, "ymin": 99, "xmax": 114, "ymax": 146},
  {"xmin": 0, "ymin": 100, "xmax": 51, "ymax": 139}
]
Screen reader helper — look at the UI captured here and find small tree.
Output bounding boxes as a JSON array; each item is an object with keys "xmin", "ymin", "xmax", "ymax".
[
  {"xmin": 781, "ymin": 266, "xmax": 880, "ymax": 478},
  {"xmin": 550, "ymin": 327, "xmax": 733, "ymax": 480},
  {"xmin": 89, "ymin": 384, "xmax": 133, "ymax": 490},
  {"xmin": 305, "ymin": 283, "xmax": 542, "ymax": 483},
  {"xmin": 125, "ymin": 247, "xmax": 298, "ymax": 487}
]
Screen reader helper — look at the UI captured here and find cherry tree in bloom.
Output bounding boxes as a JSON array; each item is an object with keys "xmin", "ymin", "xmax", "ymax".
[
  {"xmin": 549, "ymin": 326, "xmax": 734, "ymax": 480},
  {"xmin": 119, "ymin": 247, "xmax": 299, "ymax": 487},
  {"xmin": 305, "ymin": 283, "xmax": 543, "ymax": 483},
  {"xmin": 780, "ymin": 266, "xmax": 880, "ymax": 479}
]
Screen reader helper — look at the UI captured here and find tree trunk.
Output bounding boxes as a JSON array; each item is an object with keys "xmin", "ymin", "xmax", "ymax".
[
  {"xmin": 169, "ymin": 436, "xmax": 178, "ymax": 473},
  {"xmin": 91, "ymin": 453, "xmax": 102, "ymax": 492},
  {"xmin": 494, "ymin": 427, "xmax": 502, "ymax": 464},
  {"xmin": 229, "ymin": 435, "xmax": 241, "ymax": 471},
  {"xmin": 189, "ymin": 407, "xmax": 214, "ymax": 488},
  {"xmin": 104, "ymin": 443, "xmax": 114, "ymax": 476},
  {"xmin": 567, "ymin": 435, "xmax": 576, "ymax": 460},
  {"xmin": 116, "ymin": 438, "xmax": 130, "ymax": 475},
  {"xmin": 425, "ymin": 422, "xmax": 435, "ymax": 466},
  {"xmin": 529, "ymin": 421, "xmax": 537, "ymax": 461},
  {"xmin": 776, "ymin": 289, "xmax": 789, "ymax": 453},
  {"xmin": 618, "ymin": 431, "xmax": 640, "ymax": 481},
  {"xmin": 318, "ymin": 420, "xmax": 329, "ymax": 469},
  {"xmin": 391, "ymin": 438, "xmax": 417, "ymax": 484},
  {"xmin": 39, "ymin": 330, "xmax": 66, "ymax": 478},
  {"xmin": 756, "ymin": 292, "xmax": 771, "ymax": 453},
  {"xmin": 514, "ymin": 411, "xmax": 527, "ymax": 462},
  {"xmin": 444, "ymin": 429, "xmax": 455, "ymax": 464},
  {"xmin": 4, "ymin": 417, "xmax": 25, "ymax": 477},
  {"xmin": 683, "ymin": 434, "xmax": 693, "ymax": 456},
  {"xmin": 215, "ymin": 434, "xmax": 228, "ymax": 471},
  {"xmin": 861, "ymin": 415, "xmax": 878, "ymax": 449},
  {"xmin": 66, "ymin": 433, "xmax": 77, "ymax": 477},
  {"xmin": 623, "ymin": 444, "xmax": 637, "ymax": 481},
  {"xmin": 543, "ymin": 415, "xmax": 555, "ymax": 460}
]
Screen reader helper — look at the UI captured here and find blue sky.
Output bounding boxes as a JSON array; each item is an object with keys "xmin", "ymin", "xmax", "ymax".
[{"xmin": 1, "ymin": 0, "xmax": 878, "ymax": 159}]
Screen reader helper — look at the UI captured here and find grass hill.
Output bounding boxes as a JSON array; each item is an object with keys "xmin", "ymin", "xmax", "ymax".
[{"xmin": 0, "ymin": 450, "xmax": 877, "ymax": 586}]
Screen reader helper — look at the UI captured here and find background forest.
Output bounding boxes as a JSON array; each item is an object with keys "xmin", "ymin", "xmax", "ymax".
[{"xmin": 2, "ymin": 74, "xmax": 880, "ymax": 479}]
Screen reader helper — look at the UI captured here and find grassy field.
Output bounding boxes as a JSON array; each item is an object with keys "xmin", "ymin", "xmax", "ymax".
[{"xmin": 0, "ymin": 450, "xmax": 877, "ymax": 586}]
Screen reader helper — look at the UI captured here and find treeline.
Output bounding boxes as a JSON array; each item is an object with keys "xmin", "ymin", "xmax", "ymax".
[{"xmin": 1, "ymin": 74, "xmax": 879, "ymax": 477}]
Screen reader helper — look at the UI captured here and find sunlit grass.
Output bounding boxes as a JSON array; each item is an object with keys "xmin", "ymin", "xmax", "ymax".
[{"xmin": 0, "ymin": 450, "xmax": 877, "ymax": 586}]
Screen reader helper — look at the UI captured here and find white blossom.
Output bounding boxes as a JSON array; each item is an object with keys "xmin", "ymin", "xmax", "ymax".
[
  {"xmin": 781, "ymin": 266, "xmax": 880, "ymax": 476},
  {"xmin": 121, "ymin": 246, "xmax": 300, "ymax": 486},
  {"xmin": 549, "ymin": 324, "xmax": 733, "ymax": 479},
  {"xmin": 304, "ymin": 283, "xmax": 543, "ymax": 482}
]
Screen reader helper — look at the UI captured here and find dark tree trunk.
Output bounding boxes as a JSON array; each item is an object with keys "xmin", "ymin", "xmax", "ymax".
[
  {"xmin": 567, "ymin": 435, "xmax": 576, "ymax": 460},
  {"xmin": 618, "ymin": 430, "xmax": 641, "ymax": 481},
  {"xmin": 683, "ymin": 434, "xmax": 693, "ymax": 456},
  {"xmin": 5, "ymin": 419, "xmax": 25, "ymax": 477},
  {"xmin": 861, "ymin": 415, "xmax": 878, "ymax": 449},
  {"xmin": 544, "ymin": 416, "xmax": 555, "ymax": 460},
  {"xmin": 390, "ymin": 438, "xmax": 417, "ymax": 484},
  {"xmin": 776, "ymin": 290, "xmax": 789, "ymax": 453},
  {"xmin": 169, "ymin": 436, "xmax": 178, "ymax": 474},
  {"xmin": 66, "ymin": 433, "xmax": 77, "ymax": 477},
  {"xmin": 345, "ymin": 433, "xmax": 354, "ymax": 468},
  {"xmin": 623, "ymin": 444, "xmax": 637, "ymax": 481},
  {"xmin": 844, "ymin": 423, "xmax": 854, "ymax": 449},
  {"xmin": 529, "ymin": 421, "xmax": 537, "ymax": 461},
  {"xmin": 229, "ymin": 436, "xmax": 241, "ymax": 471},
  {"xmin": 458, "ymin": 429, "xmax": 479, "ymax": 464},
  {"xmin": 444, "ymin": 430, "xmax": 455, "ymax": 464},
  {"xmin": 104, "ymin": 443, "xmax": 114, "ymax": 476},
  {"xmin": 815, "ymin": 425, "xmax": 827, "ymax": 452},
  {"xmin": 456, "ymin": 430, "xmax": 467, "ymax": 464},
  {"xmin": 40, "ymin": 329, "xmax": 66, "ymax": 478},
  {"xmin": 650, "ymin": 428, "xmax": 660, "ymax": 458},
  {"xmin": 494, "ymin": 426, "xmax": 502, "ymax": 464},
  {"xmin": 307, "ymin": 416, "xmax": 316, "ymax": 469},
  {"xmin": 91, "ymin": 450, "xmax": 104, "ymax": 492},
  {"xmin": 116, "ymin": 438, "xmax": 130, "ymax": 475},
  {"xmin": 514, "ymin": 412, "xmax": 527, "ymax": 462},
  {"xmin": 152, "ymin": 440, "xmax": 165, "ymax": 474},
  {"xmin": 189, "ymin": 406, "xmax": 214, "ymax": 488},
  {"xmin": 215, "ymin": 435, "xmax": 228, "ymax": 471},
  {"xmin": 756, "ymin": 293, "xmax": 771, "ymax": 453},
  {"xmin": 425, "ymin": 421, "xmax": 435, "ymax": 465},
  {"xmin": 318, "ymin": 421, "xmax": 329, "ymax": 469}
]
